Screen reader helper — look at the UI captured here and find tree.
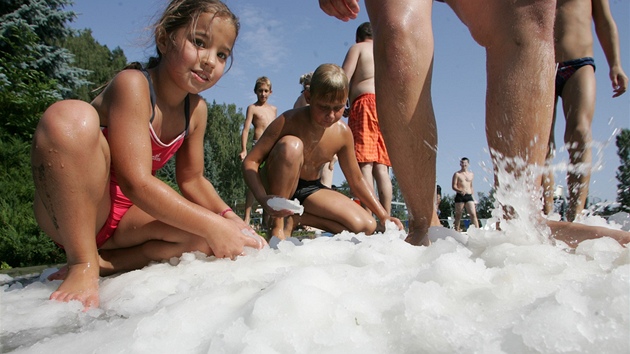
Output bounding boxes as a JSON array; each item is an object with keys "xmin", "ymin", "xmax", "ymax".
[
  {"xmin": 476, "ymin": 189, "xmax": 496, "ymax": 219},
  {"xmin": 1, "ymin": 0, "xmax": 89, "ymax": 99},
  {"xmin": 204, "ymin": 101, "xmax": 247, "ymax": 207},
  {"xmin": 616, "ymin": 129, "xmax": 630, "ymax": 211},
  {"xmin": 61, "ymin": 29, "xmax": 127, "ymax": 102},
  {"xmin": 0, "ymin": 28, "xmax": 59, "ymax": 140}
]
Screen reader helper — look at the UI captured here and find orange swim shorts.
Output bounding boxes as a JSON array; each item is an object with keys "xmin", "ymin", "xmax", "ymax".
[{"xmin": 348, "ymin": 93, "xmax": 390, "ymax": 166}]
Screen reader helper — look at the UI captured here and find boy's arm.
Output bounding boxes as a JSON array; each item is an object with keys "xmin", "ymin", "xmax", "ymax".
[
  {"xmin": 592, "ymin": 0, "xmax": 628, "ymax": 97},
  {"xmin": 240, "ymin": 105, "xmax": 254, "ymax": 160},
  {"xmin": 242, "ymin": 115, "xmax": 291, "ymax": 217}
]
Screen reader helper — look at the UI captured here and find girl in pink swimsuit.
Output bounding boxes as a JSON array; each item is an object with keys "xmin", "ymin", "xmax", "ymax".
[{"xmin": 30, "ymin": 0, "xmax": 264, "ymax": 309}]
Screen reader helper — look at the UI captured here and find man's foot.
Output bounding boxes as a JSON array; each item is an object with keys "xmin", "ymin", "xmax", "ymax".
[
  {"xmin": 49, "ymin": 262, "xmax": 100, "ymax": 309},
  {"xmin": 405, "ymin": 228, "xmax": 431, "ymax": 246}
]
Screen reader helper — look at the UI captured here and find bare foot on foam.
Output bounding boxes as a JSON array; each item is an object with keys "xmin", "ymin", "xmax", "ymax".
[
  {"xmin": 47, "ymin": 264, "xmax": 69, "ymax": 280},
  {"xmin": 49, "ymin": 262, "xmax": 100, "ymax": 309},
  {"xmin": 405, "ymin": 228, "xmax": 431, "ymax": 246},
  {"xmin": 547, "ymin": 220, "xmax": 630, "ymax": 248}
]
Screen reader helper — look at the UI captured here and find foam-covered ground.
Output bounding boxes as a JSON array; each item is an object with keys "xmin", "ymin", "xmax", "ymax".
[{"xmin": 2, "ymin": 215, "xmax": 629, "ymax": 354}]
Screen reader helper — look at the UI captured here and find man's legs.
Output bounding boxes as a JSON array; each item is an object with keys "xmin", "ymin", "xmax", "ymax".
[
  {"xmin": 373, "ymin": 163, "xmax": 392, "ymax": 216},
  {"xmin": 561, "ymin": 66, "xmax": 596, "ymax": 221},
  {"xmin": 542, "ymin": 101, "xmax": 560, "ymax": 215},
  {"xmin": 364, "ymin": 0, "xmax": 436, "ymax": 246},
  {"xmin": 448, "ymin": 0, "xmax": 557, "ymax": 211},
  {"xmin": 465, "ymin": 200, "xmax": 479, "ymax": 228},
  {"xmin": 454, "ymin": 202, "xmax": 464, "ymax": 231}
]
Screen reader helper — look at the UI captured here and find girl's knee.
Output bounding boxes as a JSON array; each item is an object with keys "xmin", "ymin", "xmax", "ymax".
[{"xmin": 36, "ymin": 100, "xmax": 100, "ymax": 145}]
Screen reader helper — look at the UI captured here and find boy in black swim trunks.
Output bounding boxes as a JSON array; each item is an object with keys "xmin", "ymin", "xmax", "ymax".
[{"xmin": 242, "ymin": 63, "xmax": 404, "ymax": 239}]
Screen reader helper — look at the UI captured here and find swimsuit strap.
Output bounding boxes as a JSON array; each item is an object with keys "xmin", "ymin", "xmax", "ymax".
[
  {"xmin": 184, "ymin": 94, "xmax": 190, "ymax": 137},
  {"xmin": 140, "ymin": 69, "xmax": 157, "ymax": 123},
  {"xmin": 142, "ymin": 68, "xmax": 190, "ymax": 137}
]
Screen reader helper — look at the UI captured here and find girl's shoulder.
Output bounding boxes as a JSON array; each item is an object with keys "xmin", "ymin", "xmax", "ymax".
[{"xmin": 103, "ymin": 69, "xmax": 151, "ymax": 99}]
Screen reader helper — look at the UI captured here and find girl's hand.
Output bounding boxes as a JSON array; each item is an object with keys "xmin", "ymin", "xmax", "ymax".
[
  {"xmin": 224, "ymin": 213, "xmax": 267, "ymax": 249},
  {"xmin": 205, "ymin": 218, "xmax": 262, "ymax": 259}
]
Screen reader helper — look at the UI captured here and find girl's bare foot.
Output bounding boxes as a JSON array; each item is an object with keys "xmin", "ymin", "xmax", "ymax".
[
  {"xmin": 49, "ymin": 262, "xmax": 100, "ymax": 309},
  {"xmin": 47, "ymin": 264, "xmax": 69, "ymax": 280}
]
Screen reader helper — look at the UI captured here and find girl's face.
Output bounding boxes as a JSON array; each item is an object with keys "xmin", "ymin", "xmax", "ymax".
[{"xmin": 161, "ymin": 12, "xmax": 236, "ymax": 94}]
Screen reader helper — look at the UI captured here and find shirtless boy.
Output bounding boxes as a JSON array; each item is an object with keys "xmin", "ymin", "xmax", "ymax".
[
  {"xmin": 239, "ymin": 76, "xmax": 277, "ymax": 225},
  {"xmin": 242, "ymin": 63, "xmax": 403, "ymax": 239},
  {"xmin": 342, "ymin": 22, "xmax": 393, "ymax": 216},
  {"xmin": 452, "ymin": 157, "xmax": 480, "ymax": 231},
  {"xmin": 542, "ymin": 0, "xmax": 628, "ymax": 221}
]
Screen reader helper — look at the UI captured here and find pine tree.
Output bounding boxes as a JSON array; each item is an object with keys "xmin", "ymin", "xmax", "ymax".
[
  {"xmin": 616, "ymin": 129, "xmax": 630, "ymax": 211},
  {"xmin": 1, "ymin": 0, "xmax": 89, "ymax": 99}
]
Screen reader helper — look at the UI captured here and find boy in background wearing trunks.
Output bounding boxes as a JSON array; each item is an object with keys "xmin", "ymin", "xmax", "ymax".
[
  {"xmin": 342, "ymin": 22, "xmax": 393, "ymax": 216},
  {"xmin": 452, "ymin": 157, "xmax": 480, "ymax": 231},
  {"xmin": 243, "ymin": 63, "xmax": 404, "ymax": 240},
  {"xmin": 239, "ymin": 77, "xmax": 278, "ymax": 226},
  {"xmin": 542, "ymin": 0, "xmax": 627, "ymax": 221}
]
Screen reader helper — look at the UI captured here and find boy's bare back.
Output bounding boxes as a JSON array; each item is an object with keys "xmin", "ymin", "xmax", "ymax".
[{"xmin": 343, "ymin": 40, "xmax": 375, "ymax": 103}]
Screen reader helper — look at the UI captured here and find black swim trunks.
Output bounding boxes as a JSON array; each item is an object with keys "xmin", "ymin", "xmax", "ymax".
[
  {"xmin": 555, "ymin": 57, "xmax": 596, "ymax": 97},
  {"xmin": 454, "ymin": 193, "xmax": 474, "ymax": 204},
  {"xmin": 291, "ymin": 179, "xmax": 330, "ymax": 204}
]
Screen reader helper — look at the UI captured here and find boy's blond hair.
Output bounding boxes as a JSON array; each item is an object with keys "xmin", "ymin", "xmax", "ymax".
[
  {"xmin": 309, "ymin": 64, "xmax": 348, "ymax": 102},
  {"xmin": 254, "ymin": 76, "xmax": 272, "ymax": 91}
]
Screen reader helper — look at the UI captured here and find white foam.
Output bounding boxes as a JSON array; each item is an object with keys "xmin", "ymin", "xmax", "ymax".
[
  {"xmin": 1, "ymin": 216, "xmax": 628, "ymax": 353},
  {"xmin": 267, "ymin": 197, "xmax": 304, "ymax": 215}
]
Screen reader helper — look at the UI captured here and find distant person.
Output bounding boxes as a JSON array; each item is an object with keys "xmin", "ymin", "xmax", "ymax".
[
  {"xmin": 317, "ymin": 0, "xmax": 630, "ymax": 248},
  {"xmin": 293, "ymin": 72, "xmax": 313, "ymax": 109},
  {"xmin": 30, "ymin": 0, "xmax": 263, "ymax": 309},
  {"xmin": 239, "ymin": 76, "xmax": 278, "ymax": 225},
  {"xmin": 242, "ymin": 63, "xmax": 403, "ymax": 239},
  {"xmin": 342, "ymin": 21, "xmax": 393, "ymax": 216},
  {"xmin": 542, "ymin": 0, "xmax": 628, "ymax": 221},
  {"xmin": 436, "ymin": 184, "xmax": 442, "ymax": 218},
  {"xmin": 452, "ymin": 157, "xmax": 479, "ymax": 231},
  {"xmin": 293, "ymin": 71, "xmax": 337, "ymax": 188}
]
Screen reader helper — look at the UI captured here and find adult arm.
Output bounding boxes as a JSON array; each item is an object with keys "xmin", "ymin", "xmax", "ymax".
[
  {"xmin": 592, "ymin": 0, "xmax": 628, "ymax": 97},
  {"xmin": 318, "ymin": 0, "xmax": 360, "ymax": 21}
]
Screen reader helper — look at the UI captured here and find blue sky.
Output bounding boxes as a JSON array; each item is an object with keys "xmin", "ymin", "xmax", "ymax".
[{"xmin": 68, "ymin": 0, "xmax": 629, "ymax": 203}]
